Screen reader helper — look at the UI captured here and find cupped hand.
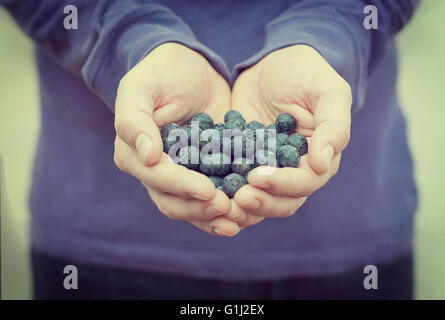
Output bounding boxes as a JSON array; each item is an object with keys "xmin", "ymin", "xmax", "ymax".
[
  {"xmin": 230, "ymin": 45, "xmax": 352, "ymax": 221},
  {"xmin": 113, "ymin": 43, "xmax": 240, "ymax": 236}
]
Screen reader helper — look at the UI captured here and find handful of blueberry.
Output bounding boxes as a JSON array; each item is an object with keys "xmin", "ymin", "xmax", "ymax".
[{"xmin": 161, "ymin": 110, "xmax": 308, "ymax": 198}]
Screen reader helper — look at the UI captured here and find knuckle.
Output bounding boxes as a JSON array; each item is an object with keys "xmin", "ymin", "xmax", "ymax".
[
  {"xmin": 167, "ymin": 211, "xmax": 179, "ymax": 221},
  {"xmin": 281, "ymin": 208, "xmax": 296, "ymax": 218},
  {"xmin": 341, "ymin": 79, "xmax": 352, "ymax": 99},
  {"xmin": 113, "ymin": 151, "xmax": 120, "ymax": 169},
  {"xmin": 345, "ymin": 131, "xmax": 351, "ymax": 145},
  {"xmin": 114, "ymin": 114, "xmax": 133, "ymax": 143},
  {"xmin": 115, "ymin": 76, "xmax": 131, "ymax": 110},
  {"xmin": 340, "ymin": 129, "xmax": 351, "ymax": 148},
  {"xmin": 113, "ymin": 147, "xmax": 128, "ymax": 173},
  {"xmin": 331, "ymin": 160, "xmax": 341, "ymax": 177},
  {"xmin": 113, "ymin": 116, "xmax": 121, "ymax": 134},
  {"xmin": 278, "ymin": 210, "xmax": 294, "ymax": 218},
  {"xmin": 117, "ymin": 74, "xmax": 131, "ymax": 94},
  {"xmin": 343, "ymin": 80, "xmax": 352, "ymax": 105},
  {"xmin": 300, "ymin": 187, "xmax": 315, "ymax": 198},
  {"xmin": 332, "ymin": 78, "xmax": 352, "ymax": 106},
  {"xmin": 279, "ymin": 199, "xmax": 303, "ymax": 218},
  {"xmin": 140, "ymin": 175, "xmax": 151, "ymax": 188},
  {"xmin": 345, "ymin": 81, "xmax": 352, "ymax": 95},
  {"xmin": 115, "ymin": 157, "xmax": 129, "ymax": 173},
  {"xmin": 158, "ymin": 204, "xmax": 175, "ymax": 220},
  {"xmin": 205, "ymin": 209, "xmax": 219, "ymax": 220}
]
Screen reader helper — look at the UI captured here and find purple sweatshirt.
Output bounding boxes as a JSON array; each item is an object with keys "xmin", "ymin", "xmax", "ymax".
[{"xmin": 2, "ymin": 0, "xmax": 418, "ymax": 280}]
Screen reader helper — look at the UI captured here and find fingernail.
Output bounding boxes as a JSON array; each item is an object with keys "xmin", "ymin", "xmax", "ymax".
[
  {"xmin": 240, "ymin": 198, "xmax": 261, "ymax": 210},
  {"xmin": 190, "ymin": 193, "xmax": 212, "ymax": 201},
  {"xmin": 135, "ymin": 134, "xmax": 152, "ymax": 165},
  {"xmin": 322, "ymin": 144, "xmax": 334, "ymax": 168},
  {"xmin": 205, "ymin": 205, "xmax": 226, "ymax": 218},
  {"xmin": 213, "ymin": 227, "xmax": 223, "ymax": 235}
]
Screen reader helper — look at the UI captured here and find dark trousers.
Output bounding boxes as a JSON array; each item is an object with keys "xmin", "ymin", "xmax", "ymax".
[{"xmin": 32, "ymin": 249, "xmax": 413, "ymax": 300}]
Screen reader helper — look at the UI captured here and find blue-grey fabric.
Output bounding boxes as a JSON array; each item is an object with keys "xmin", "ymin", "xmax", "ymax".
[{"xmin": 2, "ymin": 0, "xmax": 418, "ymax": 280}]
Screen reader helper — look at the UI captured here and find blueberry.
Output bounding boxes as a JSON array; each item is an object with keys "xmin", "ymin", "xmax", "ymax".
[
  {"xmin": 178, "ymin": 146, "xmax": 200, "ymax": 171},
  {"xmin": 224, "ymin": 118, "xmax": 246, "ymax": 132},
  {"xmin": 162, "ymin": 136, "xmax": 176, "ymax": 153},
  {"xmin": 277, "ymin": 145, "xmax": 300, "ymax": 168},
  {"xmin": 217, "ymin": 186, "xmax": 223, "ymax": 191},
  {"xmin": 204, "ymin": 140, "xmax": 223, "ymax": 156},
  {"xmin": 224, "ymin": 110, "xmax": 245, "ymax": 123},
  {"xmin": 255, "ymin": 149, "xmax": 277, "ymax": 167},
  {"xmin": 199, "ymin": 152, "xmax": 231, "ymax": 177},
  {"xmin": 247, "ymin": 120, "xmax": 265, "ymax": 131},
  {"xmin": 244, "ymin": 121, "xmax": 264, "ymax": 140},
  {"xmin": 221, "ymin": 136, "xmax": 233, "ymax": 157},
  {"xmin": 189, "ymin": 112, "xmax": 214, "ymax": 130},
  {"xmin": 213, "ymin": 123, "xmax": 225, "ymax": 144},
  {"xmin": 200, "ymin": 128, "xmax": 221, "ymax": 152},
  {"xmin": 182, "ymin": 124, "xmax": 201, "ymax": 147},
  {"xmin": 255, "ymin": 129, "xmax": 277, "ymax": 153},
  {"xmin": 214, "ymin": 123, "xmax": 225, "ymax": 134},
  {"xmin": 275, "ymin": 113, "xmax": 297, "ymax": 134},
  {"xmin": 221, "ymin": 128, "xmax": 253, "ymax": 160},
  {"xmin": 231, "ymin": 135, "xmax": 255, "ymax": 160},
  {"xmin": 222, "ymin": 173, "xmax": 247, "ymax": 198},
  {"xmin": 209, "ymin": 176, "xmax": 223, "ymax": 188},
  {"xmin": 162, "ymin": 135, "xmax": 183, "ymax": 159},
  {"xmin": 161, "ymin": 123, "xmax": 181, "ymax": 140},
  {"xmin": 182, "ymin": 125, "xmax": 191, "ymax": 139},
  {"xmin": 232, "ymin": 157, "xmax": 256, "ymax": 177},
  {"xmin": 287, "ymin": 133, "xmax": 308, "ymax": 156},
  {"xmin": 277, "ymin": 132, "xmax": 289, "ymax": 146},
  {"xmin": 199, "ymin": 139, "xmax": 209, "ymax": 151}
]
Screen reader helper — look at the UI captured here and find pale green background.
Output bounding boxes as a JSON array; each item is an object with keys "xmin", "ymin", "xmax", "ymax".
[{"xmin": 1, "ymin": 1, "xmax": 444, "ymax": 299}]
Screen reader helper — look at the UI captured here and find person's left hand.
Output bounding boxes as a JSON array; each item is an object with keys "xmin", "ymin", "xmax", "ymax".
[{"xmin": 229, "ymin": 45, "xmax": 352, "ymax": 224}]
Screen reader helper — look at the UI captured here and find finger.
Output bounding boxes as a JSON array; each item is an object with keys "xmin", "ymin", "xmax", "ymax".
[
  {"xmin": 154, "ymin": 103, "xmax": 194, "ymax": 127},
  {"xmin": 225, "ymin": 198, "xmax": 248, "ymax": 223},
  {"xmin": 246, "ymin": 154, "xmax": 341, "ymax": 197},
  {"xmin": 114, "ymin": 136, "xmax": 216, "ymax": 200},
  {"xmin": 189, "ymin": 216, "xmax": 242, "ymax": 237},
  {"xmin": 229, "ymin": 200, "xmax": 266, "ymax": 228},
  {"xmin": 145, "ymin": 187, "xmax": 230, "ymax": 221},
  {"xmin": 114, "ymin": 76, "xmax": 163, "ymax": 166},
  {"xmin": 234, "ymin": 185, "xmax": 307, "ymax": 218},
  {"xmin": 270, "ymin": 102, "xmax": 315, "ymax": 132},
  {"xmin": 308, "ymin": 82, "xmax": 352, "ymax": 174}
]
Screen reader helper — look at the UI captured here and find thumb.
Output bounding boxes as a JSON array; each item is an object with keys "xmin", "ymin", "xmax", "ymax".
[
  {"xmin": 114, "ymin": 77, "xmax": 163, "ymax": 166},
  {"xmin": 308, "ymin": 87, "xmax": 352, "ymax": 175}
]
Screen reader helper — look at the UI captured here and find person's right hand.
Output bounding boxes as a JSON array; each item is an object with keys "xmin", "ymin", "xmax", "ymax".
[{"xmin": 113, "ymin": 43, "xmax": 241, "ymax": 237}]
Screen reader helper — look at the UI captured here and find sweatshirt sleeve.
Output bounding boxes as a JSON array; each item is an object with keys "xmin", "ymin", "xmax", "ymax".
[
  {"xmin": 1, "ymin": 0, "xmax": 230, "ymax": 110},
  {"xmin": 232, "ymin": 0, "xmax": 419, "ymax": 113}
]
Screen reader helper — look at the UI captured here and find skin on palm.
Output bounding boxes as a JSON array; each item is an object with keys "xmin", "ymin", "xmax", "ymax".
[
  {"xmin": 230, "ymin": 45, "xmax": 351, "ymax": 223},
  {"xmin": 129, "ymin": 43, "xmax": 230, "ymax": 126}
]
